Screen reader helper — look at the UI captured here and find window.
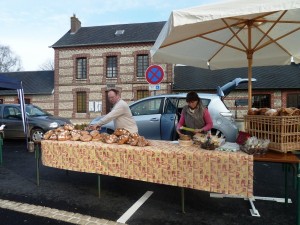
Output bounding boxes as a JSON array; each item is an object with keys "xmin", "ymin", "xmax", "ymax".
[
  {"xmin": 3, "ymin": 106, "xmax": 21, "ymax": 119},
  {"xmin": 106, "ymin": 56, "xmax": 118, "ymax": 78},
  {"xmin": 252, "ymin": 94, "xmax": 271, "ymax": 108},
  {"xmin": 77, "ymin": 92, "xmax": 87, "ymax": 113},
  {"xmin": 0, "ymin": 99, "xmax": 3, "ymax": 104},
  {"xmin": 17, "ymin": 98, "xmax": 30, "ymax": 104},
  {"xmin": 137, "ymin": 90, "xmax": 149, "ymax": 100},
  {"xmin": 76, "ymin": 58, "xmax": 87, "ymax": 79},
  {"xmin": 131, "ymin": 98, "xmax": 163, "ymax": 116},
  {"xmin": 287, "ymin": 93, "xmax": 300, "ymax": 108},
  {"xmin": 136, "ymin": 54, "xmax": 149, "ymax": 77}
]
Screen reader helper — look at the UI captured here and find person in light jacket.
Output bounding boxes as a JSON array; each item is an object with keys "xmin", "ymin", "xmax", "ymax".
[{"xmin": 91, "ymin": 89, "xmax": 138, "ymax": 134}]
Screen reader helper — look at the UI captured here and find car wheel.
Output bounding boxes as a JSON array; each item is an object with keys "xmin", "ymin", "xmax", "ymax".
[{"xmin": 31, "ymin": 128, "xmax": 44, "ymax": 142}]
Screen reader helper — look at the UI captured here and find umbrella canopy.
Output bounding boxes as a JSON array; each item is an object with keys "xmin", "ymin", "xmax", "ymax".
[{"xmin": 151, "ymin": 0, "xmax": 300, "ymax": 109}]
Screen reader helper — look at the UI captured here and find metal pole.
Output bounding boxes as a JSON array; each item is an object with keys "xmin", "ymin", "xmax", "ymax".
[
  {"xmin": 297, "ymin": 163, "xmax": 300, "ymax": 225},
  {"xmin": 284, "ymin": 163, "xmax": 288, "ymax": 206},
  {"xmin": 35, "ymin": 143, "xmax": 40, "ymax": 186},
  {"xmin": 0, "ymin": 133, "xmax": 3, "ymax": 166},
  {"xmin": 181, "ymin": 187, "xmax": 185, "ymax": 213},
  {"xmin": 98, "ymin": 175, "xmax": 101, "ymax": 198}
]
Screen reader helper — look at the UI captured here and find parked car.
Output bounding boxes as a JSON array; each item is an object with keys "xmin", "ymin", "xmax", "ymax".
[
  {"xmin": 90, "ymin": 78, "xmax": 256, "ymax": 142},
  {"xmin": 0, "ymin": 104, "xmax": 71, "ymax": 142}
]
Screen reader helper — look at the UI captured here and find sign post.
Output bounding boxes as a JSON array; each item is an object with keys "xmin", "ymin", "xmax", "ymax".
[{"xmin": 145, "ymin": 65, "xmax": 164, "ymax": 95}]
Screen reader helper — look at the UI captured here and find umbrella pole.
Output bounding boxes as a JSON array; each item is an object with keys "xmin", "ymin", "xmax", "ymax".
[{"xmin": 248, "ymin": 57, "xmax": 253, "ymax": 110}]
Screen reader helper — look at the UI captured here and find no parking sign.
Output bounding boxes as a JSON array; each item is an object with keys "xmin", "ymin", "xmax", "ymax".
[{"xmin": 145, "ymin": 65, "xmax": 164, "ymax": 85}]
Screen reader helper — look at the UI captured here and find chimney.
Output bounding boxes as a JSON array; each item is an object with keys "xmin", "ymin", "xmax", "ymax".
[{"xmin": 70, "ymin": 14, "xmax": 81, "ymax": 34}]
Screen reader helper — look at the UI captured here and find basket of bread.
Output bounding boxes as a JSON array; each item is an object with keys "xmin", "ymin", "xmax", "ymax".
[
  {"xmin": 178, "ymin": 134, "xmax": 194, "ymax": 146},
  {"xmin": 244, "ymin": 107, "xmax": 300, "ymax": 153},
  {"xmin": 193, "ymin": 133, "xmax": 225, "ymax": 150},
  {"xmin": 240, "ymin": 136, "xmax": 270, "ymax": 155}
]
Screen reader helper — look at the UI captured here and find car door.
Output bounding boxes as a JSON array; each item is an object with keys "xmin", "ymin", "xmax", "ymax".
[
  {"xmin": 130, "ymin": 97, "xmax": 163, "ymax": 140},
  {"xmin": 160, "ymin": 97, "xmax": 179, "ymax": 140},
  {"xmin": 1, "ymin": 105, "xmax": 25, "ymax": 138}
]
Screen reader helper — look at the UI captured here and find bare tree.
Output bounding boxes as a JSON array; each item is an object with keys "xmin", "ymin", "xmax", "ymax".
[
  {"xmin": 39, "ymin": 59, "xmax": 54, "ymax": 70},
  {"xmin": 0, "ymin": 44, "xmax": 22, "ymax": 72}
]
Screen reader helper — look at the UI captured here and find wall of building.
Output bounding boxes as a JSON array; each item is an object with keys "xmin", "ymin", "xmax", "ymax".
[{"xmin": 54, "ymin": 43, "xmax": 172, "ymax": 125}]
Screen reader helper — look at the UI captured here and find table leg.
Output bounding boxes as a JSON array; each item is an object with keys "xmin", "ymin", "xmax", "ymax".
[
  {"xmin": 0, "ymin": 135, "xmax": 2, "ymax": 166},
  {"xmin": 35, "ymin": 143, "xmax": 40, "ymax": 186},
  {"xmin": 284, "ymin": 163, "xmax": 288, "ymax": 206},
  {"xmin": 98, "ymin": 175, "xmax": 101, "ymax": 198},
  {"xmin": 181, "ymin": 187, "xmax": 185, "ymax": 213},
  {"xmin": 297, "ymin": 163, "xmax": 300, "ymax": 225}
]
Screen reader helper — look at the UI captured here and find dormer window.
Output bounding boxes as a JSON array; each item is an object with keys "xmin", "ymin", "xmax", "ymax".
[{"xmin": 115, "ymin": 30, "xmax": 125, "ymax": 36}]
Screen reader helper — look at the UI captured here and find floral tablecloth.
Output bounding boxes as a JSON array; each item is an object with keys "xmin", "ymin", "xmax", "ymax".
[{"xmin": 41, "ymin": 140, "xmax": 253, "ymax": 197}]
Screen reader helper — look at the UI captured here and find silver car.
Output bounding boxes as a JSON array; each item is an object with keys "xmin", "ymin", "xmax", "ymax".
[{"xmin": 90, "ymin": 78, "xmax": 255, "ymax": 142}]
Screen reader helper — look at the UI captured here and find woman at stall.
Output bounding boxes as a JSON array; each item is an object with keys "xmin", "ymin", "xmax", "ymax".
[{"xmin": 176, "ymin": 91, "xmax": 213, "ymax": 137}]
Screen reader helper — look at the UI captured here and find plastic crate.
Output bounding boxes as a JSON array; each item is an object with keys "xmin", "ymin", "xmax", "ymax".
[{"xmin": 244, "ymin": 115, "xmax": 300, "ymax": 153}]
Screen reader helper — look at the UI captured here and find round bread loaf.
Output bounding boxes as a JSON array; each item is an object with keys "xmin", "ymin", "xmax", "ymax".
[{"xmin": 80, "ymin": 134, "xmax": 92, "ymax": 142}]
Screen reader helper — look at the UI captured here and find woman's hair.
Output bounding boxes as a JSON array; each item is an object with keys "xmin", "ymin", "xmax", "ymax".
[{"xmin": 186, "ymin": 91, "xmax": 200, "ymax": 102}]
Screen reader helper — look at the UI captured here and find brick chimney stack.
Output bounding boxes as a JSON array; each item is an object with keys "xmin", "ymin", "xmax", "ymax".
[{"xmin": 70, "ymin": 14, "xmax": 81, "ymax": 34}]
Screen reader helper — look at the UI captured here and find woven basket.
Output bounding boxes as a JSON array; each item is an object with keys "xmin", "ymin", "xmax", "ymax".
[{"xmin": 244, "ymin": 115, "xmax": 300, "ymax": 153}]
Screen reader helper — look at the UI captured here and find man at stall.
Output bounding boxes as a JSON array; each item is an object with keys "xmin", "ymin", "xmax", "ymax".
[{"xmin": 90, "ymin": 89, "xmax": 138, "ymax": 134}]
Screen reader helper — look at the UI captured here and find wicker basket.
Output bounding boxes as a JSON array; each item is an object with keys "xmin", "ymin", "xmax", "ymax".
[{"xmin": 244, "ymin": 115, "xmax": 300, "ymax": 153}]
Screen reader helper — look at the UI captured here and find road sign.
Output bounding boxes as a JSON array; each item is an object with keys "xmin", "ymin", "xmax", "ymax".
[
  {"xmin": 145, "ymin": 65, "xmax": 164, "ymax": 85},
  {"xmin": 149, "ymin": 84, "xmax": 161, "ymax": 91}
]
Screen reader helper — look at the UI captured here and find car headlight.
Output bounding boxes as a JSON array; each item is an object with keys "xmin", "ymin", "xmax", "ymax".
[{"xmin": 49, "ymin": 122, "xmax": 59, "ymax": 128}]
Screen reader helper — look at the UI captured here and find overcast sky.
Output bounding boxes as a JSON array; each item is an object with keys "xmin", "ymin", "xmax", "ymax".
[{"xmin": 1, "ymin": 0, "xmax": 225, "ymax": 71}]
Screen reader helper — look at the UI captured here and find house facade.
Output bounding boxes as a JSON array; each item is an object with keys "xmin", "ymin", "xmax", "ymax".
[{"xmin": 51, "ymin": 15, "xmax": 172, "ymax": 124}]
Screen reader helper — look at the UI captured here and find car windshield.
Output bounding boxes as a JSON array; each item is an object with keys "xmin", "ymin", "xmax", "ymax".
[{"xmin": 26, "ymin": 105, "xmax": 51, "ymax": 117}]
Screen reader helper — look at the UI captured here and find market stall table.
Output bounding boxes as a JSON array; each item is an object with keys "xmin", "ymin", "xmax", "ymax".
[
  {"xmin": 39, "ymin": 140, "xmax": 253, "ymax": 211},
  {"xmin": 254, "ymin": 151, "xmax": 300, "ymax": 225}
]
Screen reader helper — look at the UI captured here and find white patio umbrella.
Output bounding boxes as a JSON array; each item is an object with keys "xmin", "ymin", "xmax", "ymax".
[{"xmin": 151, "ymin": 0, "xmax": 300, "ymax": 109}]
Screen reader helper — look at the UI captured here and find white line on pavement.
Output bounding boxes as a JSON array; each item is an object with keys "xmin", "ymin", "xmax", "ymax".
[
  {"xmin": 117, "ymin": 191, "xmax": 154, "ymax": 224},
  {"xmin": 0, "ymin": 198, "xmax": 118, "ymax": 225}
]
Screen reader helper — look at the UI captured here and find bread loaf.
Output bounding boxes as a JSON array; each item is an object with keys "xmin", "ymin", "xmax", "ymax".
[
  {"xmin": 43, "ymin": 130, "xmax": 54, "ymax": 140},
  {"xmin": 49, "ymin": 133, "xmax": 57, "ymax": 140},
  {"xmin": 90, "ymin": 130, "xmax": 99, "ymax": 137},
  {"xmin": 114, "ymin": 128, "xmax": 130, "ymax": 136},
  {"xmin": 80, "ymin": 130, "xmax": 90, "ymax": 136},
  {"xmin": 117, "ymin": 134, "xmax": 129, "ymax": 144},
  {"xmin": 265, "ymin": 109, "xmax": 278, "ymax": 116},
  {"xmin": 57, "ymin": 130, "xmax": 70, "ymax": 141},
  {"xmin": 105, "ymin": 134, "xmax": 118, "ymax": 144},
  {"xmin": 80, "ymin": 134, "xmax": 92, "ymax": 142},
  {"xmin": 247, "ymin": 108, "xmax": 259, "ymax": 115},
  {"xmin": 258, "ymin": 108, "xmax": 270, "ymax": 115},
  {"xmin": 292, "ymin": 109, "xmax": 300, "ymax": 115},
  {"xmin": 64, "ymin": 124, "xmax": 74, "ymax": 131},
  {"xmin": 279, "ymin": 107, "xmax": 294, "ymax": 116}
]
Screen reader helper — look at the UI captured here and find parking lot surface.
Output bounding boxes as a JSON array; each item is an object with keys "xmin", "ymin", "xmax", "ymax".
[{"xmin": 0, "ymin": 139, "xmax": 298, "ymax": 225}]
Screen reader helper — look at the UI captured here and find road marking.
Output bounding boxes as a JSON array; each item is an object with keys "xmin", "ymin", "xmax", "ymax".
[
  {"xmin": 117, "ymin": 191, "xmax": 153, "ymax": 224},
  {"xmin": 0, "ymin": 198, "xmax": 120, "ymax": 225}
]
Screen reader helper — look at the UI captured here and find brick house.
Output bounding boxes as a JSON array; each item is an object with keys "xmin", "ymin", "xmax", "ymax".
[{"xmin": 50, "ymin": 15, "xmax": 171, "ymax": 124}]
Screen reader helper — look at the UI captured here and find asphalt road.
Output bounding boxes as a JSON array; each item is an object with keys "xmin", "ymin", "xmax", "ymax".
[{"xmin": 0, "ymin": 139, "xmax": 298, "ymax": 225}]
